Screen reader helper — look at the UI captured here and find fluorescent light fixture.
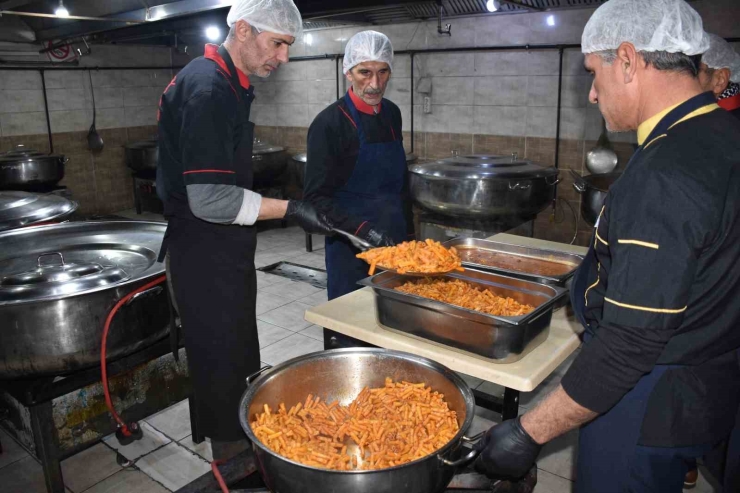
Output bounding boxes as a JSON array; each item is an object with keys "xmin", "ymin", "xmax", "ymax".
[
  {"xmin": 547, "ymin": 14, "xmax": 556, "ymax": 27},
  {"xmin": 55, "ymin": 0, "xmax": 69, "ymax": 17},
  {"xmin": 305, "ymin": 33, "xmax": 314, "ymax": 46},
  {"xmin": 486, "ymin": 0, "xmax": 500, "ymax": 12},
  {"xmin": 205, "ymin": 26, "xmax": 221, "ymax": 41}
]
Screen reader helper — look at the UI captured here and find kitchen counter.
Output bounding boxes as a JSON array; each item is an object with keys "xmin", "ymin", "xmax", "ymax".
[{"xmin": 304, "ymin": 233, "xmax": 589, "ymax": 393}]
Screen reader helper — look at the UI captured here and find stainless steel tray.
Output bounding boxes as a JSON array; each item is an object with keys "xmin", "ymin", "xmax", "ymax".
[
  {"xmin": 358, "ymin": 268, "xmax": 568, "ymax": 364},
  {"xmin": 443, "ymin": 238, "xmax": 583, "ymax": 286}
]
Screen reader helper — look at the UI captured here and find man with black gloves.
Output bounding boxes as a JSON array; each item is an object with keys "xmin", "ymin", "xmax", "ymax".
[
  {"xmin": 474, "ymin": 1, "xmax": 740, "ymax": 492},
  {"xmin": 156, "ymin": 0, "xmax": 333, "ymax": 461},
  {"xmin": 304, "ymin": 30, "xmax": 414, "ymax": 300}
]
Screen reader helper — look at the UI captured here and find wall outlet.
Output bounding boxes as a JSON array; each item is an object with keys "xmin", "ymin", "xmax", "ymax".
[{"xmin": 423, "ymin": 96, "xmax": 432, "ymax": 114}]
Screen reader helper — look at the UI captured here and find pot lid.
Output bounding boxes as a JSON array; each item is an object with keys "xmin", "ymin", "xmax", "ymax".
[
  {"xmin": 410, "ymin": 153, "xmax": 558, "ymax": 180},
  {"xmin": 0, "ymin": 191, "xmax": 78, "ymax": 232},
  {"xmin": 253, "ymin": 138, "xmax": 284, "ymax": 155},
  {"xmin": 0, "ymin": 253, "xmax": 130, "ymax": 303},
  {"xmin": 0, "ymin": 221, "xmax": 166, "ymax": 305},
  {"xmin": 292, "ymin": 152, "xmax": 307, "ymax": 163},
  {"xmin": 0, "ymin": 145, "xmax": 64, "ymax": 164}
]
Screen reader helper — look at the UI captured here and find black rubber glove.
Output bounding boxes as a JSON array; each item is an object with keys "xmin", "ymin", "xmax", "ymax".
[
  {"xmin": 356, "ymin": 222, "xmax": 395, "ymax": 248},
  {"xmin": 473, "ymin": 417, "xmax": 542, "ymax": 480},
  {"xmin": 285, "ymin": 200, "xmax": 334, "ymax": 235}
]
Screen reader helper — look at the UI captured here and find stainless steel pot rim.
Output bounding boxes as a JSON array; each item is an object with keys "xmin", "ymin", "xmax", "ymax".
[
  {"xmin": 0, "ymin": 220, "xmax": 166, "ymax": 305},
  {"xmin": 410, "ymin": 160, "xmax": 559, "ymax": 180},
  {"xmin": 253, "ymin": 139, "xmax": 285, "ymax": 155},
  {"xmin": 240, "ymin": 348, "xmax": 476, "ymax": 475},
  {"xmin": 125, "ymin": 141, "xmax": 158, "ymax": 150},
  {"xmin": 0, "ymin": 191, "xmax": 78, "ymax": 232},
  {"xmin": 0, "ymin": 146, "xmax": 65, "ymax": 164},
  {"xmin": 292, "ymin": 152, "xmax": 307, "ymax": 162}
]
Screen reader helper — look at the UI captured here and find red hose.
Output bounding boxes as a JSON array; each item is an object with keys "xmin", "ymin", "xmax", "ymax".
[
  {"xmin": 101, "ymin": 275, "xmax": 167, "ymax": 436},
  {"xmin": 211, "ymin": 461, "xmax": 230, "ymax": 493}
]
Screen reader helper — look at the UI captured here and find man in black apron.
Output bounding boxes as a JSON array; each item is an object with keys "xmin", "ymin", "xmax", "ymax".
[
  {"xmin": 304, "ymin": 31, "xmax": 414, "ymax": 300},
  {"xmin": 473, "ymin": 1, "xmax": 740, "ymax": 491},
  {"xmin": 156, "ymin": 0, "xmax": 333, "ymax": 460}
]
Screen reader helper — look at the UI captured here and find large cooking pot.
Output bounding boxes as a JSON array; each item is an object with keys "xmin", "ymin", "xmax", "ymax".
[
  {"xmin": 125, "ymin": 140, "xmax": 159, "ymax": 172},
  {"xmin": 0, "ymin": 191, "xmax": 78, "ymax": 232},
  {"xmin": 571, "ymin": 170, "xmax": 622, "ymax": 226},
  {"xmin": 0, "ymin": 145, "xmax": 67, "ymax": 190},
  {"xmin": 253, "ymin": 138, "xmax": 287, "ymax": 189},
  {"xmin": 290, "ymin": 152, "xmax": 307, "ymax": 188},
  {"xmin": 0, "ymin": 221, "xmax": 169, "ymax": 377},
  {"xmin": 239, "ymin": 348, "xmax": 480, "ymax": 493},
  {"xmin": 409, "ymin": 154, "xmax": 560, "ymax": 219}
]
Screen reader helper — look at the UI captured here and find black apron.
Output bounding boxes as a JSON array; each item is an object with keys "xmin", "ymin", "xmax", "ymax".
[
  {"xmin": 158, "ymin": 46, "xmax": 259, "ymax": 441},
  {"xmin": 325, "ymin": 93, "xmax": 408, "ymax": 300},
  {"xmin": 570, "ymin": 93, "xmax": 733, "ymax": 492}
]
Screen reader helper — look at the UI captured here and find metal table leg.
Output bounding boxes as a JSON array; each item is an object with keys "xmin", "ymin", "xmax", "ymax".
[
  {"xmin": 472, "ymin": 386, "xmax": 520, "ymax": 421},
  {"xmin": 305, "ymin": 232, "xmax": 313, "ymax": 253},
  {"xmin": 30, "ymin": 401, "xmax": 65, "ymax": 493}
]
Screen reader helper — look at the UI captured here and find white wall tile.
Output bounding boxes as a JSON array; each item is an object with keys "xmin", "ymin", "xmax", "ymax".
[
  {"xmin": 526, "ymin": 106, "xmax": 557, "ymax": 138},
  {"xmin": 0, "ymin": 111, "xmax": 47, "ymax": 136},
  {"xmin": 384, "ymin": 77, "xmax": 412, "ymax": 106},
  {"xmin": 528, "ymin": 9, "xmax": 593, "ymax": 44},
  {"xmin": 411, "ymin": 18, "xmax": 477, "ymax": 50},
  {"xmin": 0, "ymin": 90, "xmax": 45, "ymax": 113},
  {"xmin": 273, "ymin": 60, "xmax": 307, "ymax": 81},
  {"xmin": 123, "ymin": 86, "xmax": 163, "ymax": 108},
  {"xmin": 119, "ymin": 70, "xmax": 152, "ymax": 88},
  {"xmin": 272, "ymin": 80, "xmax": 305, "ymax": 104},
  {"xmin": 421, "ymin": 105, "xmax": 473, "ymax": 133},
  {"xmin": 91, "ymin": 70, "xmax": 124, "ymax": 88},
  {"xmin": 429, "ymin": 77, "xmax": 475, "ymax": 106},
  {"xmin": 43, "ymin": 70, "xmax": 86, "ymax": 90},
  {"xmin": 563, "ymin": 48, "xmax": 587, "ymax": 76},
  {"xmin": 304, "ymin": 30, "xmax": 342, "ymax": 56},
  {"xmin": 474, "ymin": 51, "xmax": 531, "ymax": 76},
  {"xmin": 379, "ymin": 23, "xmax": 420, "ymax": 51},
  {"xmin": 96, "ymin": 108, "xmax": 127, "ymax": 129},
  {"xmin": 0, "ymin": 71, "xmax": 42, "ymax": 90},
  {"xmin": 125, "ymin": 106, "xmax": 158, "ymax": 127},
  {"xmin": 252, "ymin": 80, "xmax": 278, "ymax": 104},
  {"xmin": 560, "ymin": 107, "xmax": 587, "ymax": 140},
  {"xmin": 526, "ymin": 76, "xmax": 559, "ymax": 107},
  {"xmin": 475, "ymin": 13, "xmax": 531, "ymax": 47},
  {"xmin": 418, "ymin": 53, "xmax": 475, "ymax": 77},
  {"xmin": 47, "ymin": 88, "xmax": 87, "ymax": 111},
  {"xmin": 307, "ymin": 104, "xmax": 326, "ymax": 125},
  {"xmin": 401, "ymin": 104, "xmax": 421, "ymax": 132},
  {"xmin": 391, "ymin": 54, "xmax": 412, "ymax": 79},
  {"xmin": 93, "ymin": 87, "xmax": 124, "ymax": 109},
  {"xmin": 305, "ymin": 59, "xmax": 337, "ymax": 81},
  {"xmin": 277, "ymin": 103, "xmax": 308, "ymax": 127},
  {"xmin": 307, "ymin": 80, "xmax": 336, "ymax": 105},
  {"xmin": 474, "ymin": 106, "xmax": 527, "ymax": 136},
  {"xmin": 50, "ymin": 109, "xmax": 93, "ymax": 133},
  {"xmin": 474, "ymin": 77, "xmax": 527, "ymax": 106},
  {"xmin": 250, "ymin": 104, "xmax": 278, "ymax": 126}
]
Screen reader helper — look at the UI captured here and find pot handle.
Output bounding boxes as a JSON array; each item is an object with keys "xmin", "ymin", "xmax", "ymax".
[
  {"xmin": 439, "ymin": 431, "xmax": 485, "ymax": 468},
  {"xmin": 61, "ymin": 157, "xmax": 69, "ymax": 164},
  {"xmin": 545, "ymin": 176, "xmax": 561, "ymax": 186},
  {"xmin": 508, "ymin": 181, "xmax": 532, "ymax": 191},
  {"xmin": 125, "ymin": 285, "xmax": 163, "ymax": 306},
  {"xmin": 569, "ymin": 169, "xmax": 587, "ymax": 194},
  {"xmin": 246, "ymin": 364, "xmax": 272, "ymax": 387}
]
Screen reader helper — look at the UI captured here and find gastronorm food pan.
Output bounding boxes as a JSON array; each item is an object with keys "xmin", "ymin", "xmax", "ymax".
[
  {"xmin": 443, "ymin": 238, "xmax": 584, "ymax": 286},
  {"xmin": 358, "ymin": 268, "xmax": 568, "ymax": 364}
]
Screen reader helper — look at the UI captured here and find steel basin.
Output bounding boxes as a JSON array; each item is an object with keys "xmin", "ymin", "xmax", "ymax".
[{"xmin": 239, "ymin": 348, "xmax": 479, "ymax": 493}]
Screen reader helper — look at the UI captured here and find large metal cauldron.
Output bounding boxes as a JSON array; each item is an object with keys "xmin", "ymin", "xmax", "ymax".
[
  {"xmin": 0, "ymin": 221, "xmax": 170, "ymax": 377},
  {"xmin": 253, "ymin": 139, "xmax": 287, "ymax": 189},
  {"xmin": 0, "ymin": 145, "xmax": 67, "ymax": 190},
  {"xmin": 409, "ymin": 154, "xmax": 560, "ymax": 219},
  {"xmin": 571, "ymin": 171, "xmax": 622, "ymax": 226},
  {"xmin": 239, "ymin": 348, "xmax": 480, "ymax": 493},
  {"xmin": 125, "ymin": 140, "xmax": 159, "ymax": 172}
]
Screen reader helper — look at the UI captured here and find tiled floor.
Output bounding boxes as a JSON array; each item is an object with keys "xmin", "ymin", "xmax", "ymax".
[{"xmin": 0, "ymin": 218, "xmax": 721, "ymax": 493}]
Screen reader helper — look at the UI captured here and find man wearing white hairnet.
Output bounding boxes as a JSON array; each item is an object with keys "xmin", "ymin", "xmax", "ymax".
[
  {"xmin": 699, "ymin": 33, "xmax": 740, "ymax": 119},
  {"xmin": 472, "ymin": 1, "xmax": 740, "ymax": 491},
  {"xmin": 304, "ymin": 31, "xmax": 414, "ymax": 300},
  {"xmin": 156, "ymin": 0, "xmax": 332, "ymax": 460}
]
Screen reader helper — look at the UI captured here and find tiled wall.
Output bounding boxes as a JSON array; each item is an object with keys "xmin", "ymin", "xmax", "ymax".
[{"xmin": 0, "ymin": 45, "xmax": 174, "ymax": 213}]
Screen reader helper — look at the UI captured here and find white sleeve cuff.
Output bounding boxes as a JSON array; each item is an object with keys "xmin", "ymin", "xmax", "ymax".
[{"xmin": 232, "ymin": 189, "xmax": 262, "ymax": 226}]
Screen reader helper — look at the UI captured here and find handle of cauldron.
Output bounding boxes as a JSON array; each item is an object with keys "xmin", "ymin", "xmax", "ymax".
[
  {"xmin": 438, "ymin": 431, "xmax": 485, "ymax": 468},
  {"xmin": 246, "ymin": 364, "xmax": 273, "ymax": 386}
]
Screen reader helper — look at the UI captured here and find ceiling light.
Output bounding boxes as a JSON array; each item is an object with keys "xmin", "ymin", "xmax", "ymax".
[
  {"xmin": 55, "ymin": 0, "xmax": 69, "ymax": 17},
  {"xmin": 205, "ymin": 26, "xmax": 221, "ymax": 41},
  {"xmin": 546, "ymin": 15, "xmax": 556, "ymax": 27},
  {"xmin": 486, "ymin": 0, "xmax": 500, "ymax": 12}
]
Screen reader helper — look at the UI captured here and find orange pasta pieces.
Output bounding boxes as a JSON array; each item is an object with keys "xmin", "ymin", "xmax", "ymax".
[
  {"xmin": 356, "ymin": 240, "xmax": 464, "ymax": 275},
  {"xmin": 250, "ymin": 378, "xmax": 458, "ymax": 470},
  {"xmin": 395, "ymin": 278, "xmax": 535, "ymax": 317}
]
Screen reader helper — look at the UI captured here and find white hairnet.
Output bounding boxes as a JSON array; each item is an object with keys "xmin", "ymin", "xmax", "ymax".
[
  {"xmin": 343, "ymin": 31, "xmax": 393, "ymax": 75},
  {"xmin": 226, "ymin": 0, "xmax": 303, "ymax": 39},
  {"xmin": 581, "ymin": 0, "xmax": 709, "ymax": 56},
  {"xmin": 702, "ymin": 33, "xmax": 740, "ymax": 82}
]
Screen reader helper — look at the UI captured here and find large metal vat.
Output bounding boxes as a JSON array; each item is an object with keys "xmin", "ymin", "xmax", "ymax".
[
  {"xmin": 0, "ymin": 221, "xmax": 169, "ymax": 378},
  {"xmin": 409, "ymin": 154, "xmax": 560, "ymax": 219},
  {"xmin": 252, "ymin": 138, "xmax": 287, "ymax": 189},
  {"xmin": 0, "ymin": 145, "xmax": 67, "ymax": 190}
]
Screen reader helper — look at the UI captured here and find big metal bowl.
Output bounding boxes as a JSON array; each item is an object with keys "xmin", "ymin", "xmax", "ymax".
[{"xmin": 239, "ymin": 348, "xmax": 480, "ymax": 493}]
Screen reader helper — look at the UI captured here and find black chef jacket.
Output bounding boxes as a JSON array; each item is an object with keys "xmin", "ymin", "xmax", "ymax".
[{"xmin": 561, "ymin": 99, "xmax": 740, "ymax": 447}]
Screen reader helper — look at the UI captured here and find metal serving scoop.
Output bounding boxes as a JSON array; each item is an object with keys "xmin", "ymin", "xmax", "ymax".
[
  {"xmin": 332, "ymin": 228, "xmax": 460, "ymax": 277},
  {"xmin": 585, "ymin": 118, "xmax": 618, "ymax": 174}
]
